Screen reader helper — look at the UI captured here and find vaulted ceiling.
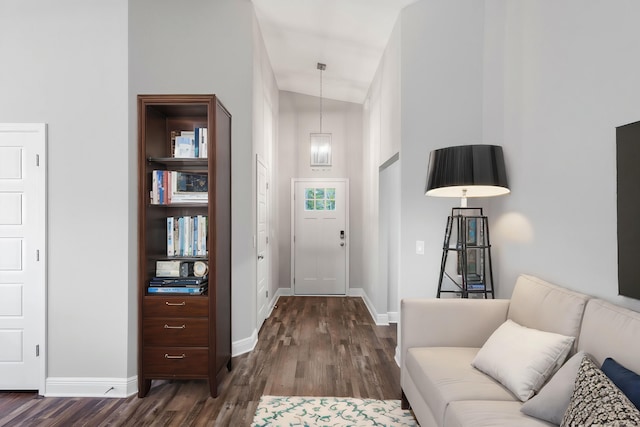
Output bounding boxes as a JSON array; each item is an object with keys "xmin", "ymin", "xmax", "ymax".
[{"xmin": 252, "ymin": 0, "xmax": 418, "ymax": 104}]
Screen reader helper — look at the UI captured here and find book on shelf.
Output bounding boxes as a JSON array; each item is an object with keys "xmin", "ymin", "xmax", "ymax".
[
  {"xmin": 149, "ymin": 276, "xmax": 208, "ymax": 286},
  {"xmin": 172, "ymin": 129, "xmax": 207, "ymax": 158},
  {"xmin": 166, "ymin": 217, "xmax": 175, "ymax": 256},
  {"xmin": 194, "ymin": 127, "xmax": 208, "ymax": 158},
  {"xmin": 147, "ymin": 284, "xmax": 208, "ymax": 295},
  {"xmin": 166, "ymin": 215, "xmax": 207, "ymax": 256},
  {"xmin": 151, "ymin": 170, "xmax": 208, "ymax": 204},
  {"xmin": 175, "ymin": 135, "xmax": 194, "ymax": 158}
]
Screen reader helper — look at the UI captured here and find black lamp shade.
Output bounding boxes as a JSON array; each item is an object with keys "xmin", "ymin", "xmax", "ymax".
[{"xmin": 425, "ymin": 145, "xmax": 509, "ymax": 198}]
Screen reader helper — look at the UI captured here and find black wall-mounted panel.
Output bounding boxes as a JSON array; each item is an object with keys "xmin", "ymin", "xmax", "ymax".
[{"xmin": 617, "ymin": 120, "xmax": 640, "ymax": 300}]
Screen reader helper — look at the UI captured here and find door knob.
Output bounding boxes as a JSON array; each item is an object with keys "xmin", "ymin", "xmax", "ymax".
[{"xmin": 340, "ymin": 242, "xmax": 345, "ymax": 247}]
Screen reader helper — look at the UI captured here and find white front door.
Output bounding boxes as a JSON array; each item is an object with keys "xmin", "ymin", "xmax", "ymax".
[
  {"xmin": 293, "ymin": 180, "xmax": 348, "ymax": 295},
  {"xmin": 256, "ymin": 155, "xmax": 269, "ymax": 330},
  {"xmin": 0, "ymin": 123, "xmax": 46, "ymax": 392}
]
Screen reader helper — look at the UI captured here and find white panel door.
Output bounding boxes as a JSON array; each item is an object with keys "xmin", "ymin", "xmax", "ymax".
[
  {"xmin": 0, "ymin": 123, "xmax": 46, "ymax": 392},
  {"xmin": 256, "ymin": 155, "xmax": 269, "ymax": 330},
  {"xmin": 293, "ymin": 180, "xmax": 348, "ymax": 295}
]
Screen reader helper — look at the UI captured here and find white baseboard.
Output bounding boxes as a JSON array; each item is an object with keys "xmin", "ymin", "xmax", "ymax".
[
  {"xmin": 232, "ymin": 328, "xmax": 258, "ymax": 357},
  {"xmin": 348, "ymin": 287, "xmax": 389, "ymax": 325},
  {"xmin": 232, "ymin": 288, "xmax": 291, "ymax": 357},
  {"xmin": 388, "ymin": 311, "xmax": 399, "ymax": 323},
  {"xmin": 272, "ymin": 287, "xmax": 292, "ymax": 303},
  {"xmin": 45, "ymin": 376, "xmax": 137, "ymax": 398}
]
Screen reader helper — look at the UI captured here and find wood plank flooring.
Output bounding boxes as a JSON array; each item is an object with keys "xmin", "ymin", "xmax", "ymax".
[{"xmin": 0, "ymin": 296, "xmax": 402, "ymax": 426}]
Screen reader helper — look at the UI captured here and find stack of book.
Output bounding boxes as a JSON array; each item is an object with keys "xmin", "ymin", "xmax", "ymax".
[
  {"xmin": 150, "ymin": 171, "xmax": 208, "ymax": 205},
  {"xmin": 147, "ymin": 276, "xmax": 208, "ymax": 295},
  {"xmin": 171, "ymin": 128, "xmax": 208, "ymax": 158}
]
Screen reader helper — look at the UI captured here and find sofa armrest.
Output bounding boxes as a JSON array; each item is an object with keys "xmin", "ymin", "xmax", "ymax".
[{"xmin": 401, "ymin": 298, "xmax": 510, "ymax": 359}]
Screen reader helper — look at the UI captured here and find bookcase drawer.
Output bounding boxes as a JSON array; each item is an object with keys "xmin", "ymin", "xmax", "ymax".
[
  {"xmin": 143, "ymin": 318, "xmax": 208, "ymax": 346},
  {"xmin": 143, "ymin": 295, "xmax": 208, "ymax": 317},
  {"xmin": 143, "ymin": 347, "xmax": 209, "ymax": 377}
]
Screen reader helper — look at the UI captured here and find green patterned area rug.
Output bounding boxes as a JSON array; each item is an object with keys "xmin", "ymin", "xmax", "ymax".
[{"xmin": 251, "ymin": 395, "xmax": 418, "ymax": 427}]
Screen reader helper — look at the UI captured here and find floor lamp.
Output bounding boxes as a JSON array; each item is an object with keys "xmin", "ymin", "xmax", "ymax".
[{"xmin": 425, "ymin": 145, "xmax": 510, "ymax": 298}]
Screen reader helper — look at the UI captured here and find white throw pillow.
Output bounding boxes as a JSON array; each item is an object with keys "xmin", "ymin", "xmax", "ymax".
[
  {"xmin": 520, "ymin": 351, "xmax": 587, "ymax": 424},
  {"xmin": 471, "ymin": 319, "xmax": 575, "ymax": 401}
]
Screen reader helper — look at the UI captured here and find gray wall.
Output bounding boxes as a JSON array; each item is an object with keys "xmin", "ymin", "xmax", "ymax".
[
  {"xmin": 485, "ymin": 0, "xmax": 640, "ymax": 311},
  {"xmin": 1, "ymin": 0, "xmax": 267, "ymax": 395},
  {"xmin": 0, "ymin": 0, "xmax": 130, "ymax": 390},
  {"xmin": 399, "ymin": 0, "xmax": 486, "ymax": 300},
  {"xmin": 384, "ymin": 0, "xmax": 640, "ymax": 315},
  {"xmin": 129, "ymin": 0, "xmax": 258, "ymax": 355}
]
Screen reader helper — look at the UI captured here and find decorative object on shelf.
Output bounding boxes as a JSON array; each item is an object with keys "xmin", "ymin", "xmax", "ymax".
[
  {"xmin": 193, "ymin": 260, "xmax": 208, "ymax": 277},
  {"xmin": 310, "ymin": 62, "xmax": 331, "ymax": 167},
  {"xmin": 425, "ymin": 144, "xmax": 509, "ymax": 298}
]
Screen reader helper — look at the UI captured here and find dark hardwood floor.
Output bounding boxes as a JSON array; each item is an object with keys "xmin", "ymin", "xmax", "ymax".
[{"xmin": 0, "ymin": 296, "xmax": 402, "ymax": 426}]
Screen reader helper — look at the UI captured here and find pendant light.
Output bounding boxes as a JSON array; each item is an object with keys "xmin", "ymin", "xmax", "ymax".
[{"xmin": 310, "ymin": 62, "xmax": 332, "ymax": 167}]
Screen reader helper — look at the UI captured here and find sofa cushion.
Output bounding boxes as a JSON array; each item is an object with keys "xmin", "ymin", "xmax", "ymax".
[
  {"xmin": 508, "ymin": 275, "xmax": 590, "ymax": 343},
  {"xmin": 445, "ymin": 400, "xmax": 555, "ymax": 427},
  {"xmin": 405, "ymin": 347, "xmax": 516, "ymax": 426},
  {"xmin": 561, "ymin": 355, "xmax": 640, "ymax": 427},
  {"xmin": 520, "ymin": 351, "xmax": 586, "ymax": 425},
  {"xmin": 471, "ymin": 319, "xmax": 575, "ymax": 401},
  {"xmin": 578, "ymin": 299, "xmax": 640, "ymax": 374},
  {"xmin": 602, "ymin": 357, "xmax": 640, "ymax": 410}
]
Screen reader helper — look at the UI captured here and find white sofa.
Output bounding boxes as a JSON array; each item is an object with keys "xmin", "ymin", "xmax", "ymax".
[{"xmin": 401, "ymin": 274, "xmax": 640, "ymax": 426}]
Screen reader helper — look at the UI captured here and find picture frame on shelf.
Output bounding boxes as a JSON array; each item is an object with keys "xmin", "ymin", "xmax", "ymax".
[{"xmin": 171, "ymin": 172, "xmax": 208, "ymax": 202}]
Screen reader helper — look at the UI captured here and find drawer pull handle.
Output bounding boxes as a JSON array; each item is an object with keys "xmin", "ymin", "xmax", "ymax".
[
  {"xmin": 165, "ymin": 301, "xmax": 186, "ymax": 306},
  {"xmin": 164, "ymin": 324, "xmax": 186, "ymax": 329},
  {"xmin": 164, "ymin": 353, "xmax": 186, "ymax": 359}
]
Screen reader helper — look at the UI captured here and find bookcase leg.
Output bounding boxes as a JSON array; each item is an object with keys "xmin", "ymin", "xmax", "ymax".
[
  {"xmin": 138, "ymin": 379, "xmax": 152, "ymax": 398},
  {"xmin": 209, "ymin": 379, "xmax": 219, "ymax": 398},
  {"xmin": 227, "ymin": 358, "xmax": 232, "ymax": 371}
]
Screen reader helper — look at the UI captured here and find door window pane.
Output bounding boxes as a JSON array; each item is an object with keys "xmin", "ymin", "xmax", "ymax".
[
  {"xmin": 304, "ymin": 187, "xmax": 336, "ymax": 211},
  {"xmin": 326, "ymin": 188, "xmax": 335, "ymax": 200},
  {"xmin": 305, "ymin": 188, "xmax": 315, "ymax": 199}
]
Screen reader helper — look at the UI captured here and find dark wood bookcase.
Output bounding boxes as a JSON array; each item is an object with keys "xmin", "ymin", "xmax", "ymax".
[{"xmin": 137, "ymin": 94, "xmax": 231, "ymax": 398}]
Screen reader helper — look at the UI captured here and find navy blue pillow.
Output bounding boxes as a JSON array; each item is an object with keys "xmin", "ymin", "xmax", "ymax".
[{"xmin": 602, "ymin": 357, "xmax": 640, "ymax": 410}]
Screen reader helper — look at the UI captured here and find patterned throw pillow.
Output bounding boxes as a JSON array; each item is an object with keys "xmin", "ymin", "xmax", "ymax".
[{"xmin": 561, "ymin": 355, "xmax": 640, "ymax": 427}]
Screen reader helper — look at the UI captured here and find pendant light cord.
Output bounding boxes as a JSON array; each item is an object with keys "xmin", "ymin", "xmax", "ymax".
[{"xmin": 319, "ymin": 68, "xmax": 323, "ymax": 133}]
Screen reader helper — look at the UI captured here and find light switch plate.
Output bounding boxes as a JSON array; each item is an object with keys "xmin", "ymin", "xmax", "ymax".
[{"xmin": 416, "ymin": 240, "xmax": 424, "ymax": 255}]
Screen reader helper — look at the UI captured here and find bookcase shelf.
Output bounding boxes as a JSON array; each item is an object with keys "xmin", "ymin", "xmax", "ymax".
[
  {"xmin": 147, "ymin": 157, "xmax": 209, "ymax": 168},
  {"xmin": 137, "ymin": 94, "xmax": 231, "ymax": 398}
]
